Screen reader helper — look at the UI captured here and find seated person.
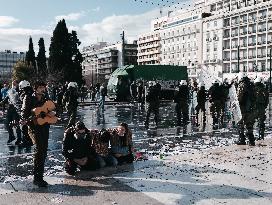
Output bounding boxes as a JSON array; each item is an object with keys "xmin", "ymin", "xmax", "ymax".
[
  {"xmin": 110, "ymin": 123, "xmax": 134, "ymax": 165},
  {"xmin": 62, "ymin": 121, "xmax": 99, "ymax": 175},
  {"xmin": 91, "ymin": 128, "xmax": 118, "ymax": 168}
]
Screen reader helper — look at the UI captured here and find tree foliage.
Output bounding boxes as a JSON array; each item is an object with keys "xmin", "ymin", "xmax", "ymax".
[
  {"xmin": 48, "ymin": 19, "xmax": 83, "ymax": 84},
  {"xmin": 25, "ymin": 36, "xmax": 36, "ymax": 72},
  {"xmin": 12, "ymin": 61, "xmax": 35, "ymax": 83},
  {"xmin": 37, "ymin": 37, "xmax": 47, "ymax": 79}
]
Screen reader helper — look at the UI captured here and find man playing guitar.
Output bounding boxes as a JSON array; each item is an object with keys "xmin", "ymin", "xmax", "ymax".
[{"xmin": 21, "ymin": 81, "xmax": 52, "ymax": 187}]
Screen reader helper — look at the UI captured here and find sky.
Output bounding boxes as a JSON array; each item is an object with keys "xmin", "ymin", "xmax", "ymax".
[{"xmin": 0, "ymin": 0, "xmax": 190, "ymax": 54}]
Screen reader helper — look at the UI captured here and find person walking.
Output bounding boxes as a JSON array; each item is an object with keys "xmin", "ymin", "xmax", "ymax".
[
  {"xmin": 254, "ymin": 77, "xmax": 269, "ymax": 140},
  {"xmin": 173, "ymin": 80, "xmax": 190, "ymax": 127}
]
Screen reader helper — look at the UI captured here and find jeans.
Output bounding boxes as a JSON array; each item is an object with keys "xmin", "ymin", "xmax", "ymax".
[
  {"xmin": 99, "ymin": 96, "xmax": 105, "ymax": 112},
  {"xmin": 97, "ymin": 155, "xmax": 118, "ymax": 168}
]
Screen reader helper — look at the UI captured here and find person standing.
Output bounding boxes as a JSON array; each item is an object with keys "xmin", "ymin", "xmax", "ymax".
[
  {"xmin": 254, "ymin": 77, "xmax": 269, "ymax": 140},
  {"xmin": 99, "ymin": 83, "xmax": 107, "ymax": 112},
  {"xmin": 21, "ymin": 81, "xmax": 51, "ymax": 187},
  {"xmin": 209, "ymin": 80, "xmax": 222, "ymax": 129},
  {"xmin": 1, "ymin": 81, "xmax": 21, "ymax": 144},
  {"xmin": 18, "ymin": 80, "xmax": 34, "ymax": 147},
  {"xmin": 130, "ymin": 81, "xmax": 137, "ymax": 102},
  {"xmin": 62, "ymin": 82, "xmax": 79, "ymax": 128},
  {"xmin": 173, "ymin": 80, "xmax": 189, "ymax": 127},
  {"xmin": 236, "ymin": 73, "xmax": 256, "ymax": 146},
  {"xmin": 144, "ymin": 81, "xmax": 160, "ymax": 129},
  {"xmin": 195, "ymin": 83, "xmax": 207, "ymax": 127}
]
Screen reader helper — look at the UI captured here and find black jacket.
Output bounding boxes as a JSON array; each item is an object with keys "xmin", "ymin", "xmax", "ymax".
[{"xmin": 63, "ymin": 127, "xmax": 96, "ymax": 159}]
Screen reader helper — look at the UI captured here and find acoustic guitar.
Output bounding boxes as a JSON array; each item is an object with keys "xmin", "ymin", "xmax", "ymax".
[{"xmin": 27, "ymin": 100, "xmax": 58, "ymax": 125}]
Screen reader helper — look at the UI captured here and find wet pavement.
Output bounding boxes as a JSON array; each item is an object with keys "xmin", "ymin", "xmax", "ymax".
[{"xmin": 0, "ymin": 101, "xmax": 272, "ymax": 204}]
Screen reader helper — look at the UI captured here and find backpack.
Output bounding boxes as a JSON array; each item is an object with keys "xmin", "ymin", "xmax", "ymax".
[{"xmin": 255, "ymin": 83, "xmax": 268, "ymax": 106}]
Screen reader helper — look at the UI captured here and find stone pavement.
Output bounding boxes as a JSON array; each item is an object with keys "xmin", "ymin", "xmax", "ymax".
[{"xmin": 1, "ymin": 137, "xmax": 272, "ymax": 205}]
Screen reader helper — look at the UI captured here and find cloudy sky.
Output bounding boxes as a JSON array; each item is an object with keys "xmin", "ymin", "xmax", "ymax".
[{"xmin": 0, "ymin": 0, "xmax": 190, "ymax": 54}]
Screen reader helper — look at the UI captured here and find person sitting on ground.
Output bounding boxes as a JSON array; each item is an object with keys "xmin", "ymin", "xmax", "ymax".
[
  {"xmin": 91, "ymin": 128, "xmax": 118, "ymax": 168},
  {"xmin": 62, "ymin": 121, "xmax": 99, "ymax": 175},
  {"xmin": 109, "ymin": 123, "xmax": 134, "ymax": 165}
]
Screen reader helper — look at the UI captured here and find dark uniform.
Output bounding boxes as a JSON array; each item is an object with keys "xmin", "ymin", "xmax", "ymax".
[
  {"xmin": 145, "ymin": 84, "xmax": 160, "ymax": 128},
  {"xmin": 130, "ymin": 81, "xmax": 138, "ymax": 101},
  {"xmin": 63, "ymin": 87, "xmax": 79, "ymax": 128},
  {"xmin": 254, "ymin": 81, "xmax": 269, "ymax": 140},
  {"xmin": 195, "ymin": 85, "xmax": 207, "ymax": 126},
  {"xmin": 137, "ymin": 81, "xmax": 144, "ymax": 106},
  {"xmin": 237, "ymin": 77, "xmax": 256, "ymax": 146},
  {"xmin": 173, "ymin": 84, "xmax": 189, "ymax": 126},
  {"xmin": 220, "ymin": 81, "xmax": 232, "ymax": 125},
  {"xmin": 63, "ymin": 125, "xmax": 98, "ymax": 175},
  {"xmin": 209, "ymin": 82, "xmax": 222, "ymax": 129},
  {"xmin": 21, "ymin": 91, "xmax": 50, "ymax": 186}
]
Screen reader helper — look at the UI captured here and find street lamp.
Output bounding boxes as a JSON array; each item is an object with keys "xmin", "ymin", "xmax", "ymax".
[{"xmin": 269, "ymin": 48, "xmax": 271, "ymax": 93}]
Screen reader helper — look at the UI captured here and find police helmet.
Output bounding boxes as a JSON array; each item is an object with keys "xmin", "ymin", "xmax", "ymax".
[
  {"xmin": 148, "ymin": 81, "xmax": 154, "ymax": 86},
  {"xmin": 180, "ymin": 80, "xmax": 187, "ymax": 86},
  {"xmin": 254, "ymin": 76, "xmax": 262, "ymax": 83},
  {"xmin": 238, "ymin": 72, "xmax": 247, "ymax": 81},
  {"xmin": 68, "ymin": 82, "xmax": 77, "ymax": 88},
  {"xmin": 19, "ymin": 80, "xmax": 31, "ymax": 90}
]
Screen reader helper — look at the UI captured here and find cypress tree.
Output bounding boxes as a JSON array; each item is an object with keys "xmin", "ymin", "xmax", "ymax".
[
  {"xmin": 37, "ymin": 38, "xmax": 47, "ymax": 79},
  {"xmin": 69, "ymin": 31, "xmax": 83, "ymax": 84},
  {"xmin": 25, "ymin": 36, "xmax": 36, "ymax": 72},
  {"xmin": 48, "ymin": 19, "xmax": 72, "ymax": 82}
]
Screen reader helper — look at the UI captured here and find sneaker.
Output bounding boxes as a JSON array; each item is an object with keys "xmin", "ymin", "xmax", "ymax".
[
  {"xmin": 7, "ymin": 136, "xmax": 16, "ymax": 144},
  {"xmin": 33, "ymin": 179, "xmax": 48, "ymax": 187},
  {"xmin": 256, "ymin": 136, "xmax": 264, "ymax": 141}
]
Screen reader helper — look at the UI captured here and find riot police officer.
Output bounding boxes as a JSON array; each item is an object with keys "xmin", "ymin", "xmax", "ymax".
[
  {"xmin": 236, "ymin": 73, "xmax": 256, "ymax": 146},
  {"xmin": 173, "ymin": 80, "xmax": 189, "ymax": 127},
  {"xmin": 209, "ymin": 80, "xmax": 222, "ymax": 129},
  {"xmin": 144, "ymin": 81, "xmax": 160, "ymax": 129},
  {"xmin": 195, "ymin": 83, "xmax": 207, "ymax": 127},
  {"xmin": 254, "ymin": 77, "xmax": 269, "ymax": 140}
]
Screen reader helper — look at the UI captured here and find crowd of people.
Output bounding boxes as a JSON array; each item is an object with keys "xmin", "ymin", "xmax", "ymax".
[
  {"xmin": 0, "ymin": 79, "xmax": 133, "ymax": 187},
  {"xmin": 0, "ymin": 72, "xmax": 270, "ymax": 187},
  {"xmin": 142, "ymin": 73, "xmax": 270, "ymax": 147}
]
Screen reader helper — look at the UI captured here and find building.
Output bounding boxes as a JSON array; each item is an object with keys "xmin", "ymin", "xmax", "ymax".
[
  {"xmin": 137, "ymin": 31, "xmax": 161, "ymax": 65},
  {"xmin": 202, "ymin": 14, "xmax": 224, "ymax": 78},
  {"xmin": 82, "ymin": 42, "xmax": 108, "ymax": 86},
  {"xmin": 137, "ymin": 1, "xmax": 210, "ymax": 77},
  {"xmin": 204, "ymin": 0, "xmax": 272, "ymax": 80},
  {"xmin": 0, "ymin": 50, "xmax": 25, "ymax": 82},
  {"xmin": 82, "ymin": 41, "xmax": 137, "ymax": 85},
  {"xmin": 137, "ymin": 0, "xmax": 272, "ymax": 81}
]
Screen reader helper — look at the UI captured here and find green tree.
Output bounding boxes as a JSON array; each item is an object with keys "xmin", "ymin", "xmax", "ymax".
[
  {"xmin": 48, "ymin": 19, "xmax": 72, "ymax": 82},
  {"xmin": 12, "ymin": 60, "xmax": 35, "ymax": 82},
  {"xmin": 37, "ymin": 38, "xmax": 47, "ymax": 79},
  {"xmin": 69, "ymin": 30, "xmax": 83, "ymax": 84},
  {"xmin": 25, "ymin": 36, "xmax": 36, "ymax": 72}
]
